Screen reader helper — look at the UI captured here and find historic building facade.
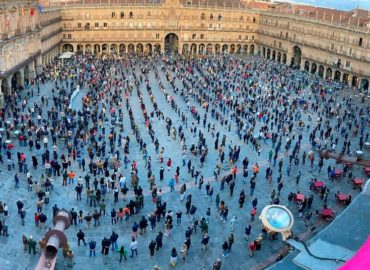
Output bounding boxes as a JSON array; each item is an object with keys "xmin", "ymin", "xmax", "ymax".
[
  {"xmin": 0, "ymin": 0, "xmax": 369, "ymax": 104},
  {"xmin": 258, "ymin": 11, "xmax": 370, "ymax": 89}
]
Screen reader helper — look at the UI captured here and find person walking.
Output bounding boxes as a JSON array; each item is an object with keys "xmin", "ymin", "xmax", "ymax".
[
  {"xmin": 222, "ymin": 240, "xmax": 229, "ymax": 257},
  {"xmin": 149, "ymin": 239, "xmax": 156, "ymax": 258},
  {"xmin": 201, "ymin": 233, "xmax": 210, "ymax": 251}
]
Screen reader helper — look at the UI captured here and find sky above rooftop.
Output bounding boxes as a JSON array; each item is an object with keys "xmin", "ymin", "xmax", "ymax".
[{"xmin": 284, "ymin": 0, "xmax": 370, "ymax": 11}]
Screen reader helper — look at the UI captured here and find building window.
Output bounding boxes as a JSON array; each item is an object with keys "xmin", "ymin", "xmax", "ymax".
[
  {"xmin": 129, "ymin": 22, "xmax": 134, "ymax": 28},
  {"xmin": 192, "ymin": 33, "xmax": 196, "ymax": 39},
  {"xmin": 201, "ymin": 13, "xmax": 205, "ymax": 20},
  {"xmin": 156, "ymin": 33, "xmax": 160, "ymax": 39},
  {"xmin": 95, "ymin": 22, "xmax": 99, "ymax": 28},
  {"xmin": 147, "ymin": 11, "xmax": 151, "ymax": 17},
  {"xmin": 345, "ymin": 61, "xmax": 350, "ymax": 68},
  {"xmin": 112, "ymin": 12, "xmax": 116, "ymax": 18},
  {"xmin": 85, "ymin": 23, "xmax": 90, "ymax": 29},
  {"xmin": 138, "ymin": 22, "xmax": 142, "ymax": 29},
  {"xmin": 200, "ymin": 34, "xmax": 204, "ymax": 39},
  {"xmin": 103, "ymin": 23, "xmax": 108, "ymax": 28},
  {"xmin": 330, "ymin": 43, "xmax": 334, "ymax": 51},
  {"xmin": 253, "ymin": 17, "xmax": 256, "ymax": 23},
  {"xmin": 279, "ymin": 42, "xmax": 282, "ymax": 48},
  {"xmin": 359, "ymin": 37, "xmax": 363, "ymax": 46},
  {"xmin": 245, "ymin": 35, "xmax": 248, "ymax": 40},
  {"xmin": 77, "ymin": 23, "xmax": 81, "ymax": 28},
  {"xmin": 285, "ymin": 32, "xmax": 288, "ymax": 39},
  {"xmin": 63, "ymin": 34, "xmax": 66, "ymax": 39},
  {"xmin": 273, "ymin": 40, "xmax": 276, "ymax": 47},
  {"xmin": 147, "ymin": 22, "xmax": 152, "ymax": 28},
  {"xmin": 67, "ymin": 34, "xmax": 72, "ymax": 39},
  {"xmin": 348, "ymin": 48, "xmax": 352, "ymax": 56},
  {"xmin": 120, "ymin": 12, "xmax": 125, "ymax": 19},
  {"xmin": 218, "ymin": 14, "xmax": 222, "ymax": 21},
  {"xmin": 252, "ymin": 35, "xmax": 255, "ymax": 41},
  {"xmin": 240, "ymin": 16, "xmax": 243, "ymax": 22},
  {"xmin": 210, "ymin": 14, "xmax": 213, "ymax": 20},
  {"xmin": 208, "ymin": 24, "xmax": 213, "ymax": 29},
  {"xmin": 218, "ymin": 23, "xmax": 222, "ymax": 30},
  {"xmin": 129, "ymin": 12, "xmax": 133, "ymax": 19},
  {"xmin": 245, "ymin": 26, "xmax": 249, "ymax": 30},
  {"xmin": 239, "ymin": 35, "xmax": 242, "ymax": 40}
]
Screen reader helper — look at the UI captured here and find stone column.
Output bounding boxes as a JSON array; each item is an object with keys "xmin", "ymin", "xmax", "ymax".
[
  {"xmin": 36, "ymin": 56, "xmax": 43, "ymax": 75},
  {"xmin": 323, "ymin": 68, "xmax": 327, "ymax": 80},
  {"xmin": 6, "ymin": 77, "xmax": 12, "ymax": 94},
  {"xmin": 0, "ymin": 79, "xmax": 3, "ymax": 109},
  {"xmin": 18, "ymin": 68, "xmax": 25, "ymax": 87},
  {"xmin": 29, "ymin": 62, "xmax": 36, "ymax": 81}
]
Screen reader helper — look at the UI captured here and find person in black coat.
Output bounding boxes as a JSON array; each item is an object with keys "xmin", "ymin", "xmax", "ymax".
[
  {"xmin": 155, "ymin": 232, "xmax": 163, "ymax": 250},
  {"xmin": 77, "ymin": 229, "xmax": 86, "ymax": 246},
  {"xmin": 149, "ymin": 240, "xmax": 156, "ymax": 258},
  {"xmin": 101, "ymin": 237, "xmax": 111, "ymax": 255}
]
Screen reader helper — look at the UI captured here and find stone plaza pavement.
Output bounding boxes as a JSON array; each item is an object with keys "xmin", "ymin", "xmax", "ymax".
[{"xmin": 0, "ymin": 56, "xmax": 368, "ymax": 270}]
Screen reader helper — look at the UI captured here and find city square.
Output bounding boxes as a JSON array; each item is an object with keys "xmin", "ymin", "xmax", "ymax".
[{"xmin": 0, "ymin": 1, "xmax": 369, "ymax": 270}]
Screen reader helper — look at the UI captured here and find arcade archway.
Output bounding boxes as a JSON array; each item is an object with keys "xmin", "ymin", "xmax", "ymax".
[{"xmin": 164, "ymin": 33, "xmax": 179, "ymax": 53}]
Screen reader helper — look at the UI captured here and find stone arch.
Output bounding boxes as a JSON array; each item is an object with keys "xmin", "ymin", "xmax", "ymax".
[
  {"xmin": 1, "ymin": 78, "xmax": 9, "ymax": 96},
  {"xmin": 243, "ymin": 45, "xmax": 248, "ymax": 55},
  {"xmin": 85, "ymin": 44, "xmax": 92, "ymax": 54},
  {"xmin": 311, "ymin": 63, "xmax": 317, "ymax": 74},
  {"xmin": 222, "ymin": 44, "xmax": 228, "ymax": 53},
  {"xmin": 334, "ymin": 70, "xmax": 341, "ymax": 81},
  {"xmin": 94, "ymin": 44, "xmax": 100, "ymax": 54},
  {"xmin": 249, "ymin": 44, "xmax": 255, "ymax": 55},
  {"xmin": 230, "ymin": 44, "xmax": 236, "ymax": 54},
  {"xmin": 262, "ymin": 47, "xmax": 266, "ymax": 58},
  {"xmin": 154, "ymin": 44, "xmax": 161, "ymax": 53},
  {"xmin": 11, "ymin": 71, "xmax": 22, "ymax": 91},
  {"xmin": 164, "ymin": 33, "xmax": 179, "ymax": 53},
  {"xmin": 110, "ymin": 44, "xmax": 117, "ymax": 54},
  {"xmin": 236, "ymin": 44, "xmax": 242, "ymax": 54},
  {"xmin": 128, "ymin": 44, "xmax": 135, "ymax": 54},
  {"xmin": 266, "ymin": 48, "xmax": 271, "ymax": 59},
  {"xmin": 318, "ymin": 65, "xmax": 324, "ymax": 78},
  {"xmin": 352, "ymin": 76, "xmax": 359, "ymax": 88},
  {"xmin": 24, "ymin": 64, "xmax": 29, "ymax": 84},
  {"xmin": 136, "ymin": 43, "xmax": 143, "ymax": 54},
  {"xmin": 182, "ymin": 44, "xmax": 189, "ymax": 54},
  {"xmin": 215, "ymin": 44, "xmax": 221, "ymax": 54},
  {"xmin": 102, "ymin": 43, "xmax": 109, "ymax": 54},
  {"xmin": 282, "ymin": 53, "xmax": 287, "ymax": 64},
  {"xmin": 206, "ymin": 43, "xmax": 213, "ymax": 55},
  {"xmin": 291, "ymin": 45, "xmax": 302, "ymax": 69},
  {"xmin": 198, "ymin": 43, "xmax": 205, "ymax": 55},
  {"xmin": 304, "ymin": 60, "xmax": 310, "ymax": 72},
  {"xmin": 119, "ymin": 44, "xmax": 126, "ymax": 54},
  {"xmin": 342, "ymin": 73, "xmax": 349, "ymax": 85},
  {"xmin": 145, "ymin": 43, "xmax": 153, "ymax": 55},
  {"xmin": 190, "ymin": 43, "xmax": 197, "ymax": 54},
  {"xmin": 77, "ymin": 44, "xmax": 84, "ymax": 54},
  {"xmin": 360, "ymin": 78, "xmax": 369, "ymax": 91},
  {"xmin": 326, "ymin": 67, "xmax": 333, "ymax": 79},
  {"xmin": 62, "ymin": 43, "xmax": 73, "ymax": 52},
  {"xmin": 272, "ymin": 50, "xmax": 276, "ymax": 60},
  {"xmin": 277, "ymin": 52, "xmax": 281, "ymax": 62}
]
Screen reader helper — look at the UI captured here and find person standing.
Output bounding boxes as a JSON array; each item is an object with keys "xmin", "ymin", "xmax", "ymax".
[
  {"xmin": 149, "ymin": 239, "xmax": 156, "ymax": 258},
  {"xmin": 180, "ymin": 241, "xmax": 188, "ymax": 261},
  {"xmin": 213, "ymin": 258, "xmax": 222, "ymax": 270},
  {"xmin": 110, "ymin": 231, "xmax": 119, "ymax": 251},
  {"xmin": 130, "ymin": 237, "xmax": 138, "ymax": 257},
  {"xmin": 201, "ymin": 233, "xmax": 210, "ymax": 251},
  {"xmin": 170, "ymin": 247, "xmax": 178, "ymax": 267},
  {"xmin": 119, "ymin": 245, "xmax": 127, "ymax": 262},
  {"xmin": 88, "ymin": 240, "xmax": 96, "ymax": 257}
]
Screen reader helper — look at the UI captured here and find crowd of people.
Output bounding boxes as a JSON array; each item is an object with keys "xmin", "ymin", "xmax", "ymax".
[{"xmin": 0, "ymin": 52, "xmax": 368, "ymax": 269}]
